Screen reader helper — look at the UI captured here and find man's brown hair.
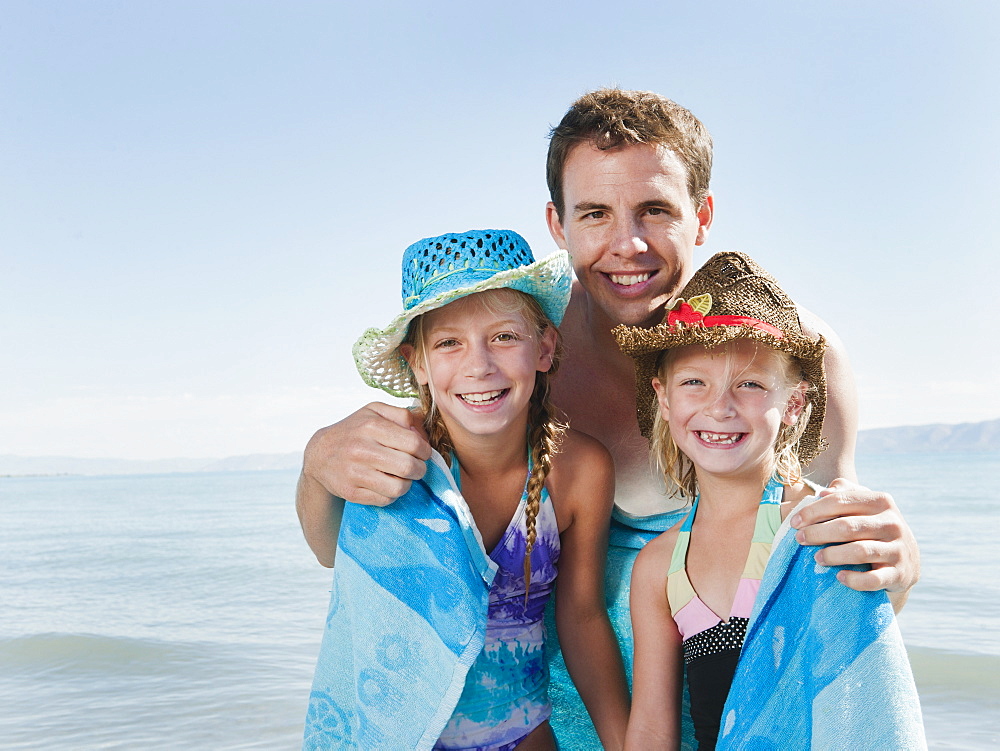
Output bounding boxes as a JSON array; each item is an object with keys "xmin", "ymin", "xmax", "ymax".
[{"xmin": 546, "ymin": 88, "xmax": 714, "ymax": 220}]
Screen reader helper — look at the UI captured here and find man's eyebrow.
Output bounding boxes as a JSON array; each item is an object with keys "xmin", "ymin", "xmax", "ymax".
[
  {"xmin": 636, "ymin": 198, "xmax": 681, "ymax": 212},
  {"xmin": 571, "ymin": 201, "xmax": 611, "ymax": 215},
  {"xmin": 572, "ymin": 198, "xmax": 684, "ymax": 215}
]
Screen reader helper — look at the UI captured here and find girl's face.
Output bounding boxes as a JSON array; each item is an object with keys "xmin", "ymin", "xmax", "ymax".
[
  {"xmin": 652, "ymin": 339, "xmax": 806, "ymax": 485},
  {"xmin": 401, "ymin": 290, "xmax": 557, "ymax": 446}
]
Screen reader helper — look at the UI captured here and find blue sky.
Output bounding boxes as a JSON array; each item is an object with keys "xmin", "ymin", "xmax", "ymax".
[{"xmin": 3, "ymin": 1, "xmax": 998, "ymax": 460}]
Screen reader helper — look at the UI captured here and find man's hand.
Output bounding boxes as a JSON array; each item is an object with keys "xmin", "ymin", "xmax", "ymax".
[
  {"xmin": 790, "ymin": 479, "xmax": 920, "ymax": 611},
  {"xmin": 296, "ymin": 403, "xmax": 431, "ymax": 566},
  {"xmin": 303, "ymin": 402, "xmax": 431, "ymax": 506}
]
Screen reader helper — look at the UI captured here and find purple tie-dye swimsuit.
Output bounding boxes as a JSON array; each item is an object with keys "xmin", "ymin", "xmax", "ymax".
[{"xmin": 434, "ymin": 458, "xmax": 561, "ymax": 750}]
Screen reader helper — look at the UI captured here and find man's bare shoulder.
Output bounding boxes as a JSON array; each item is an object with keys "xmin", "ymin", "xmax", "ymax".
[{"xmin": 798, "ymin": 304, "xmax": 844, "ymax": 348}]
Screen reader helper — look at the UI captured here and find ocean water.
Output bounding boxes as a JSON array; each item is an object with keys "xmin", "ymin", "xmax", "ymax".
[{"xmin": 0, "ymin": 454, "xmax": 997, "ymax": 749}]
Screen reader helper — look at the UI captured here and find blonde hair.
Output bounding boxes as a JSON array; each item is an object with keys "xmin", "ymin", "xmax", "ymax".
[
  {"xmin": 405, "ymin": 289, "xmax": 566, "ymax": 599},
  {"xmin": 649, "ymin": 342, "xmax": 816, "ymax": 500}
]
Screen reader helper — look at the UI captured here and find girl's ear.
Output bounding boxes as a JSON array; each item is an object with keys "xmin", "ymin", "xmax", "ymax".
[
  {"xmin": 651, "ymin": 376, "xmax": 670, "ymax": 421},
  {"xmin": 536, "ymin": 325, "xmax": 559, "ymax": 373},
  {"xmin": 782, "ymin": 382, "xmax": 808, "ymax": 425},
  {"xmin": 399, "ymin": 344, "xmax": 429, "ymax": 386}
]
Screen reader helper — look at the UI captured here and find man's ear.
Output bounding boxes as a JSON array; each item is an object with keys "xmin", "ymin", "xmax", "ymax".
[
  {"xmin": 782, "ymin": 382, "xmax": 808, "ymax": 425},
  {"xmin": 651, "ymin": 377, "xmax": 670, "ymax": 421},
  {"xmin": 536, "ymin": 326, "xmax": 559, "ymax": 373},
  {"xmin": 545, "ymin": 202, "xmax": 568, "ymax": 250},
  {"xmin": 695, "ymin": 193, "xmax": 714, "ymax": 246},
  {"xmin": 399, "ymin": 344, "xmax": 428, "ymax": 386}
]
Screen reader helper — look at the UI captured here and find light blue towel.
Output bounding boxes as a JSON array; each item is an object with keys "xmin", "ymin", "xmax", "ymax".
[
  {"xmin": 719, "ymin": 497, "xmax": 926, "ymax": 749},
  {"xmin": 304, "ymin": 451, "xmax": 497, "ymax": 751}
]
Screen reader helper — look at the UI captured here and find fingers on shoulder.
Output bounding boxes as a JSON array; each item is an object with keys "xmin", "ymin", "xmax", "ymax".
[
  {"xmin": 797, "ymin": 487, "xmax": 897, "ymax": 528},
  {"xmin": 306, "ymin": 404, "xmax": 410, "ymax": 452},
  {"xmin": 818, "ymin": 538, "xmax": 901, "ymax": 567},
  {"xmin": 350, "ymin": 485, "xmax": 406, "ymax": 508},
  {"xmin": 823, "ymin": 477, "xmax": 862, "ymax": 494}
]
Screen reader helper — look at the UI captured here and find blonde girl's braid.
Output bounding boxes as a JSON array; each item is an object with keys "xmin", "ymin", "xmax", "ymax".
[{"xmin": 523, "ymin": 369, "xmax": 566, "ymax": 603}]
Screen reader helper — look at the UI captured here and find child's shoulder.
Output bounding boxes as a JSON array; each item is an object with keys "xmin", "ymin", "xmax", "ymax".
[
  {"xmin": 632, "ymin": 524, "xmax": 681, "ymax": 591},
  {"xmin": 549, "ymin": 427, "xmax": 613, "ymax": 482},
  {"xmin": 636, "ymin": 521, "xmax": 683, "ymax": 572},
  {"xmin": 547, "ymin": 428, "xmax": 614, "ymax": 518}
]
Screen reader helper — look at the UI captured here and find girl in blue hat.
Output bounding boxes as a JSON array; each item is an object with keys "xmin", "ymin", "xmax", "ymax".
[{"xmin": 304, "ymin": 230, "xmax": 629, "ymax": 750}]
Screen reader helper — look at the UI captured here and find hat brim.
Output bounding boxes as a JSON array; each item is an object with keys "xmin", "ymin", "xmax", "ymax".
[
  {"xmin": 614, "ymin": 320, "xmax": 828, "ymax": 466},
  {"xmin": 354, "ymin": 250, "xmax": 572, "ymax": 398}
]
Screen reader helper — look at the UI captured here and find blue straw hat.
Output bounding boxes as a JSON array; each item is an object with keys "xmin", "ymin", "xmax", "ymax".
[{"xmin": 353, "ymin": 229, "xmax": 572, "ymax": 398}]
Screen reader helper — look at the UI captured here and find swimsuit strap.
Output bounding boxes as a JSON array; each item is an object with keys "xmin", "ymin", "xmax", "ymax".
[{"xmin": 668, "ymin": 476, "xmax": 784, "ymax": 576}]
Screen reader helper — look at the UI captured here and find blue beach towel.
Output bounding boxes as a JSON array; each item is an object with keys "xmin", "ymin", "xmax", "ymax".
[
  {"xmin": 304, "ymin": 451, "xmax": 497, "ymax": 751},
  {"xmin": 719, "ymin": 495, "xmax": 926, "ymax": 749}
]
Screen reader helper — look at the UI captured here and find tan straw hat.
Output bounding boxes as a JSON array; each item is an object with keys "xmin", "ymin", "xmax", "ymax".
[{"xmin": 612, "ymin": 251, "xmax": 828, "ymax": 465}]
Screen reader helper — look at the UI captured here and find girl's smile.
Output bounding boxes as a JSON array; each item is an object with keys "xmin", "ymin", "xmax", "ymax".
[
  {"xmin": 457, "ymin": 388, "xmax": 508, "ymax": 406},
  {"xmin": 694, "ymin": 431, "xmax": 745, "ymax": 446}
]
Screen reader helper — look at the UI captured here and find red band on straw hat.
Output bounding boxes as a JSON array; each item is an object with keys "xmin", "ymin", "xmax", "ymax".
[{"xmin": 667, "ymin": 298, "xmax": 784, "ymax": 339}]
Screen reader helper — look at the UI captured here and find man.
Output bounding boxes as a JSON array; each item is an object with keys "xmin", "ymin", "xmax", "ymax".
[{"xmin": 297, "ymin": 89, "xmax": 919, "ymax": 741}]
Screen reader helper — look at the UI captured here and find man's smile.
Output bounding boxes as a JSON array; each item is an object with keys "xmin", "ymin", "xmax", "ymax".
[{"xmin": 608, "ymin": 272, "xmax": 654, "ymax": 287}]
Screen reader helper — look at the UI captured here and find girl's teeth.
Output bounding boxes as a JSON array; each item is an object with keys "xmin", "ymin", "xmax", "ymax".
[
  {"xmin": 460, "ymin": 390, "xmax": 504, "ymax": 404},
  {"xmin": 610, "ymin": 273, "xmax": 651, "ymax": 286},
  {"xmin": 698, "ymin": 431, "xmax": 742, "ymax": 444}
]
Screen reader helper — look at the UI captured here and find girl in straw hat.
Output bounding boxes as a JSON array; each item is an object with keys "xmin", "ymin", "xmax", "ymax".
[
  {"xmin": 614, "ymin": 252, "xmax": 828, "ymax": 750},
  {"xmin": 305, "ymin": 230, "xmax": 629, "ymax": 750},
  {"xmin": 614, "ymin": 252, "xmax": 923, "ymax": 750}
]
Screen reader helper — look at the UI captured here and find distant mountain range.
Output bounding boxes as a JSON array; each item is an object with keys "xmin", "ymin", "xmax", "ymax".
[
  {"xmin": 855, "ymin": 417, "xmax": 1000, "ymax": 454},
  {"xmin": 2, "ymin": 418, "xmax": 997, "ymax": 477}
]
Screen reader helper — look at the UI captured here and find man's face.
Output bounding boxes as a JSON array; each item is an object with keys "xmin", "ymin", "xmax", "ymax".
[{"xmin": 546, "ymin": 142, "xmax": 713, "ymax": 328}]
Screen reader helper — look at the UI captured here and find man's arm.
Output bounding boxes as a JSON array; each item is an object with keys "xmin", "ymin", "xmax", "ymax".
[
  {"xmin": 796, "ymin": 307, "xmax": 920, "ymax": 610},
  {"xmin": 295, "ymin": 402, "xmax": 431, "ymax": 566},
  {"xmin": 799, "ymin": 307, "xmax": 859, "ymax": 484}
]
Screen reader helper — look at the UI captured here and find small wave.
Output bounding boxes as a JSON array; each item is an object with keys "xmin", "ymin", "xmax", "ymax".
[
  {"xmin": 907, "ymin": 647, "xmax": 1000, "ymax": 749},
  {"xmin": 0, "ymin": 633, "xmax": 313, "ymax": 750},
  {"xmin": 907, "ymin": 645, "xmax": 1000, "ymax": 694},
  {"xmin": 0, "ymin": 632, "xmax": 235, "ymax": 678}
]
